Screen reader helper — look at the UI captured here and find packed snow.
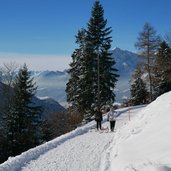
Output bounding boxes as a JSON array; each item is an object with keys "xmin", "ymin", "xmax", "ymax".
[{"xmin": 1, "ymin": 91, "xmax": 171, "ymax": 171}]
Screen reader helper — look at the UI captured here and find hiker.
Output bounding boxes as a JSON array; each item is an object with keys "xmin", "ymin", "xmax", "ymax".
[
  {"xmin": 107, "ymin": 106, "xmax": 116, "ymax": 132},
  {"xmin": 94, "ymin": 108, "xmax": 103, "ymax": 130}
]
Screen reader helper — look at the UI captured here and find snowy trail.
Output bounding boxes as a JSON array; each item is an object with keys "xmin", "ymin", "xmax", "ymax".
[
  {"xmin": 22, "ymin": 127, "xmax": 115, "ymax": 171},
  {"xmin": 2, "ymin": 92, "xmax": 171, "ymax": 171},
  {"xmin": 99, "ymin": 106, "xmax": 145, "ymax": 171},
  {"xmin": 0, "ymin": 106, "xmax": 145, "ymax": 171},
  {"xmin": 20, "ymin": 107, "xmax": 143, "ymax": 171}
]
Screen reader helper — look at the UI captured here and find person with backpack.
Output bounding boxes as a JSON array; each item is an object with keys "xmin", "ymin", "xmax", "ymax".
[
  {"xmin": 107, "ymin": 106, "xmax": 116, "ymax": 132},
  {"xmin": 94, "ymin": 107, "xmax": 103, "ymax": 130}
]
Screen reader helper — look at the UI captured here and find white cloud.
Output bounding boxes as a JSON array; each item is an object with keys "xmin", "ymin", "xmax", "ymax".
[{"xmin": 0, "ymin": 52, "xmax": 71, "ymax": 71}]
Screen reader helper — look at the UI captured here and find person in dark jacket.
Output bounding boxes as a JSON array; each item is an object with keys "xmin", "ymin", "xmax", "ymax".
[{"xmin": 94, "ymin": 108, "xmax": 102, "ymax": 130}]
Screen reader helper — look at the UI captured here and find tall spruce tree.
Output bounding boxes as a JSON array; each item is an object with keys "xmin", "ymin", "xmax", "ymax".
[
  {"xmin": 153, "ymin": 41, "xmax": 171, "ymax": 98},
  {"xmin": 5, "ymin": 64, "xmax": 42, "ymax": 157},
  {"xmin": 135, "ymin": 22, "xmax": 161, "ymax": 102},
  {"xmin": 66, "ymin": 1, "xmax": 119, "ymax": 122},
  {"xmin": 86, "ymin": 0, "xmax": 118, "ymax": 111}
]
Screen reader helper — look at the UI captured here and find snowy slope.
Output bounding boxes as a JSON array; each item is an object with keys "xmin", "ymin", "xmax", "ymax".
[
  {"xmin": 1, "ymin": 91, "xmax": 171, "ymax": 171},
  {"xmin": 111, "ymin": 91, "xmax": 171, "ymax": 171},
  {"xmin": 0, "ymin": 106, "xmax": 145, "ymax": 171}
]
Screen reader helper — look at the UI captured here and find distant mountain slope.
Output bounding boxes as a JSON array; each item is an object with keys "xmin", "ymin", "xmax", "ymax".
[
  {"xmin": 112, "ymin": 48, "xmax": 144, "ymax": 101},
  {"xmin": 33, "ymin": 70, "xmax": 68, "ymax": 107},
  {"xmin": 33, "ymin": 96, "xmax": 66, "ymax": 118},
  {"xmin": 0, "ymin": 82, "xmax": 66, "ymax": 119},
  {"xmin": 33, "ymin": 48, "xmax": 143, "ymax": 104},
  {"xmin": 113, "ymin": 47, "xmax": 143, "ymax": 77}
]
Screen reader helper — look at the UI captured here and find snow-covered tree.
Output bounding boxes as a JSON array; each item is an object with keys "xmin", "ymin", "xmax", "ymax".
[
  {"xmin": 86, "ymin": 0, "xmax": 119, "ymax": 111},
  {"xmin": 0, "ymin": 62, "xmax": 18, "ymax": 87},
  {"xmin": 66, "ymin": 28, "xmax": 87, "ymax": 119},
  {"xmin": 153, "ymin": 41, "xmax": 171, "ymax": 98},
  {"xmin": 66, "ymin": 1, "xmax": 119, "ymax": 123},
  {"xmin": 4, "ymin": 64, "xmax": 42, "ymax": 157},
  {"xmin": 130, "ymin": 65, "xmax": 148, "ymax": 105}
]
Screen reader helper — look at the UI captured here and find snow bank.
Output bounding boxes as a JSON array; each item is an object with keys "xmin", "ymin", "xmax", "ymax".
[
  {"xmin": 0, "ymin": 121, "xmax": 95, "ymax": 171},
  {"xmin": 0, "ymin": 105, "xmax": 142, "ymax": 171},
  {"xmin": 111, "ymin": 91, "xmax": 171, "ymax": 171},
  {"xmin": 1, "ymin": 91, "xmax": 171, "ymax": 171}
]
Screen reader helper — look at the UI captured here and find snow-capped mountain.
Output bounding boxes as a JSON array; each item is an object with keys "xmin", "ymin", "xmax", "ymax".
[
  {"xmin": 113, "ymin": 47, "xmax": 143, "ymax": 77},
  {"xmin": 33, "ymin": 48, "xmax": 143, "ymax": 105},
  {"xmin": 1, "ymin": 91, "xmax": 171, "ymax": 171},
  {"xmin": 113, "ymin": 48, "xmax": 144, "ymax": 102}
]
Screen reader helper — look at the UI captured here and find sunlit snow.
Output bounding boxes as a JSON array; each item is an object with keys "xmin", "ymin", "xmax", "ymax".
[{"xmin": 1, "ymin": 92, "xmax": 171, "ymax": 171}]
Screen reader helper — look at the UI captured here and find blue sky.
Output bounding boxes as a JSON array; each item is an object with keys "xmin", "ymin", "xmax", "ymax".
[{"xmin": 0, "ymin": 0, "xmax": 171, "ymax": 70}]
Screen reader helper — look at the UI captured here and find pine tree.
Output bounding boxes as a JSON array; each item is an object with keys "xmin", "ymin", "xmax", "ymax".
[
  {"xmin": 135, "ymin": 22, "xmax": 161, "ymax": 101},
  {"xmin": 130, "ymin": 65, "xmax": 148, "ymax": 105},
  {"xmin": 5, "ymin": 64, "xmax": 42, "ymax": 157},
  {"xmin": 86, "ymin": 0, "xmax": 118, "ymax": 116},
  {"xmin": 66, "ymin": 1, "xmax": 119, "ymax": 122},
  {"xmin": 153, "ymin": 41, "xmax": 171, "ymax": 98},
  {"xmin": 66, "ymin": 29, "xmax": 87, "ymax": 118}
]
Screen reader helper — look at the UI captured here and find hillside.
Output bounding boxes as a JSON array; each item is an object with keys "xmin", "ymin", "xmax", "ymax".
[
  {"xmin": 111, "ymin": 91, "xmax": 171, "ymax": 170},
  {"xmin": 1, "ymin": 91, "xmax": 171, "ymax": 171},
  {"xmin": 0, "ymin": 82, "xmax": 66, "ymax": 119}
]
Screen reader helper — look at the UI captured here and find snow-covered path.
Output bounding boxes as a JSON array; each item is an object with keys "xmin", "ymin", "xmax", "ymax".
[
  {"xmin": 0, "ymin": 106, "xmax": 145, "ymax": 171},
  {"xmin": 22, "ymin": 127, "xmax": 114, "ymax": 171},
  {"xmin": 1, "ymin": 92, "xmax": 171, "ymax": 171},
  {"xmin": 22, "ymin": 107, "xmax": 143, "ymax": 171}
]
